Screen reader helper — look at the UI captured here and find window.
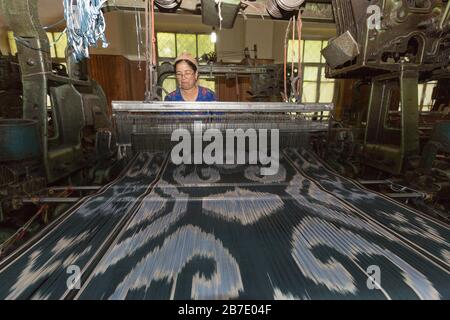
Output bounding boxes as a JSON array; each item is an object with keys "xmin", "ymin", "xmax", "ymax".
[
  {"xmin": 287, "ymin": 39, "xmax": 335, "ymax": 104},
  {"xmin": 418, "ymin": 81, "xmax": 437, "ymax": 112},
  {"xmin": 157, "ymin": 32, "xmax": 215, "ymax": 60},
  {"xmin": 157, "ymin": 32, "xmax": 216, "ymax": 99},
  {"xmin": 8, "ymin": 31, "xmax": 68, "ymax": 60}
]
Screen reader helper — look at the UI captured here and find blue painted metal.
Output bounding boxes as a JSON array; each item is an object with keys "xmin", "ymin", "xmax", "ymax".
[{"xmin": 0, "ymin": 119, "xmax": 40, "ymax": 162}]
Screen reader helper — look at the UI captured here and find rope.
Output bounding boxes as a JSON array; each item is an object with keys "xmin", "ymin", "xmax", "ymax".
[
  {"xmin": 63, "ymin": 0, "xmax": 109, "ymax": 61},
  {"xmin": 215, "ymin": 0, "xmax": 224, "ymax": 30},
  {"xmin": 283, "ymin": 18, "xmax": 293, "ymax": 102},
  {"xmin": 134, "ymin": 0, "xmax": 142, "ymax": 71},
  {"xmin": 240, "ymin": 1, "xmax": 265, "ymax": 20},
  {"xmin": 296, "ymin": 10, "xmax": 303, "ymax": 101}
]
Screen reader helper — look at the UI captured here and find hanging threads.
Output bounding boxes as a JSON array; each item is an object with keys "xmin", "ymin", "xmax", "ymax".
[{"xmin": 63, "ymin": 0, "xmax": 109, "ymax": 61}]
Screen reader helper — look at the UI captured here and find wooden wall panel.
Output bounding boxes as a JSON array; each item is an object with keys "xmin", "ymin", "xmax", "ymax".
[
  {"xmin": 88, "ymin": 55, "xmax": 132, "ymax": 112},
  {"xmin": 88, "ymin": 56, "xmax": 276, "ymax": 107},
  {"xmin": 216, "ymin": 76, "xmax": 252, "ymax": 102},
  {"xmin": 128, "ymin": 61, "xmax": 146, "ymax": 101}
]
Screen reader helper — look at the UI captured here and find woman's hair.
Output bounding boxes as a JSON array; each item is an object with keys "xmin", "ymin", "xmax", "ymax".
[{"xmin": 174, "ymin": 59, "xmax": 198, "ymax": 73}]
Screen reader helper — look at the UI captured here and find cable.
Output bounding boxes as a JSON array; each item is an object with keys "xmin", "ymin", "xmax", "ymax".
[
  {"xmin": 240, "ymin": 1, "xmax": 265, "ymax": 20},
  {"xmin": 13, "ymin": 36, "xmax": 51, "ymax": 54},
  {"xmin": 134, "ymin": 0, "xmax": 142, "ymax": 70},
  {"xmin": 215, "ymin": 0, "xmax": 224, "ymax": 30},
  {"xmin": 296, "ymin": 10, "xmax": 303, "ymax": 101},
  {"xmin": 283, "ymin": 17, "xmax": 293, "ymax": 102},
  {"xmin": 43, "ymin": 18, "xmax": 66, "ymax": 30}
]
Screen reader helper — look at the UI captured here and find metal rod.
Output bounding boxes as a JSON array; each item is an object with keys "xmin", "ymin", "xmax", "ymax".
[
  {"xmin": 112, "ymin": 101, "xmax": 335, "ymax": 113},
  {"xmin": 22, "ymin": 198, "xmax": 81, "ymax": 204},
  {"xmin": 385, "ymin": 193, "xmax": 425, "ymax": 199},
  {"xmin": 358, "ymin": 179, "xmax": 401, "ymax": 185},
  {"xmin": 48, "ymin": 186, "xmax": 101, "ymax": 191}
]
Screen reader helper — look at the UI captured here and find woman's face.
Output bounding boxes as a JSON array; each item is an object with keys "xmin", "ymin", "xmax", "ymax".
[{"xmin": 175, "ymin": 61, "xmax": 198, "ymax": 90}]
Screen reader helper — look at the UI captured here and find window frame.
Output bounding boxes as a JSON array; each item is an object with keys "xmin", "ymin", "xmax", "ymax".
[
  {"xmin": 8, "ymin": 29, "xmax": 67, "ymax": 63},
  {"xmin": 156, "ymin": 31, "xmax": 216, "ymax": 63},
  {"xmin": 418, "ymin": 81, "xmax": 437, "ymax": 112},
  {"xmin": 288, "ymin": 38, "xmax": 336, "ymax": 104}
]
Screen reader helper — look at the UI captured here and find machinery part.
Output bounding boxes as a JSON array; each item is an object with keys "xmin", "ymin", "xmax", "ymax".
[
  {"xmin": 266, "ymin": 0, "xmax": 283, "ymax": 18},
  {"xmin": 47, "ymin": 186, "xmax": 102, "ymax": 192},
  {"xmin": 420, "ymin": 121, "xmax": 450, "ymax": 170},
  {"xmin": 112, "ymin": 102, "xmax": 332, "ymax": 154},
  {"xmin": 0, "ymin": 0, "xmax": 114, "ymax": 185},
  {"xmin": 155, "ymin": 0, "xmax": 181, "ymax": 9},
  {"xmin": 112, "ymin": 101, "xmax": 334, "ymax": 113},
  {"xmin": 363, "ymin": 66, "xmax": 420, "ymax": 174},
  {"xmin": 324, "ymin": 0, "xmax": 450, "ymax": 78},
  {"xmin": 385, "ymin": 192, "xmax": 425, "ymax": 198},
  {"xmin": 266, "ymin": 0, "xmax": 305, "ymax": 19},
  {"xmin": 0, "ymin": 166, "xmax": 17, "ymax": 189},
  {"xmin": 201, "ymin": 0, "xmax": 241, "ymax": 28},
  {"xmin": 431, "ymin": 78, "xmax": 450, "ymax": 111},
  {"xmin": 276, "ymin": 0, "xmax": 305, "ymax": 12},
  {"xmin": 0, "ymin": 119, "xmax": 40, "ymax": 162},
  {"xmin": 180, "ymin": 0, "xmax": 198, "ymax": 11},
  {"xmin": 321, "ymin": 30, "xmax": 360, "ymax": 69},
  {"xmin": 20, "ymin": 197, "xmax": 81, "ymax": 204},
  {"xmin": 95, "ymin": 130, "xmax": 116, "ymax": 161},
  {"xmin": 0, "ymin": 55, "xmax": 22, "ymax": 119},
  {"xmin": 0, "ymin": 0, "xmax": 51, "ymax": 157}
]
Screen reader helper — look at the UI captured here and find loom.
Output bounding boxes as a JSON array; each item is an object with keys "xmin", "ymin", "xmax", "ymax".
[
  {"xmin": 1, "ymin": 0, "xmax": 450, "ymax": 300},
  {"xmin": 1, "ymin": 100, "xmax": 450, "ymax": 300},
  {"xmin": 112, "ymin": 101, "xmax": 333, "ymax": 154}
]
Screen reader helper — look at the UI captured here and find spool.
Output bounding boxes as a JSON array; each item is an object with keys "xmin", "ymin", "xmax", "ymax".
[
  {"xmin": 155, "ymin": 0, "xmax": 180, "ymax": 9},
  {"xmin": 266, "ymin": 0, "xmax": 283, "ymax": 19},
  {"xmin": 275, "ymin": 0, "xmax": 305, "ymax": 12}
]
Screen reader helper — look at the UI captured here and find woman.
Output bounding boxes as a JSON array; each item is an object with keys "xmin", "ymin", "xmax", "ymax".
[{"xmin": 165, "ymin": 52, "xmax": 217, "ymax": 102}]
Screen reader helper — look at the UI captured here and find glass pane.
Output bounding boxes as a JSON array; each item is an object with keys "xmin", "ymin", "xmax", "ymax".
[
  {"xmin": 157, "ymin": 32, "xmax": 176, "ymax": 58},
  {"xmin": 423, "ymin": 82, "xmax": 436, "ymax": 107},
  {"xmin": 46, "ymin": 32, "xmax": 56, "ymax": 58},
  {"xmin": 7, "ymin": 31, "xmax": 17, "ymax": 56},
  {"xmin": 199, "ymin": 79, "xmax": 215, "ymax": 92},
  {"xmin": 198, "ymin": 34, "xmax": 215, "ymax": 60},
  {"xmin": 54, "ymin": 32, "xmax": 68, "ymax": 58},
  {"xmin": 304, "ymin": 40, "xmax": 322, "ymax": 63},
  {"xmin": 321, "ymin": 40, "xmax": 328, "ymax": 63},
  {"xmin": 162, "ymin": 77, "xmax": 177, "ymax": 100},
  {"xmin": 320, "ymin": 67, "xmax": 333, "ymax": 82},
  {"xmin": 304, "ymin": 66, "xmax": 319, "ymax": 81},
  {"xmin": 319, "ymin": 82, "xmax": 335, "ymax": 103},
  {"xmin": 176, "ymin": 34, "xmax": 197, "ymax": 57},
  {"xmin": 418, "ymin": 84, "xmax": 425, "ymax": 106},
  {"xmin": 302, "ymin": 82, "xmax": 317, "ymax": 103}
]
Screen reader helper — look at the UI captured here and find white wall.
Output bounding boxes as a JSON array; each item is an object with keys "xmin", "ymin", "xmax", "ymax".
[
  {"xmin": 0, "ymin": 4, "xmax": 336, "ymax": 62},
  {"xmin": 244, "ymin": 19, "xmax": 274, "ymax": 60},
  {"xmin": 91, "ymin": 11, "xmax": 335, "ymax": 63}
]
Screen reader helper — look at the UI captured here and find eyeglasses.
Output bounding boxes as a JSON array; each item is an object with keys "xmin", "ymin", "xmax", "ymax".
[{"xmin": 175, "ymin": 70, "xmax": 195, "ymax": 78}]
